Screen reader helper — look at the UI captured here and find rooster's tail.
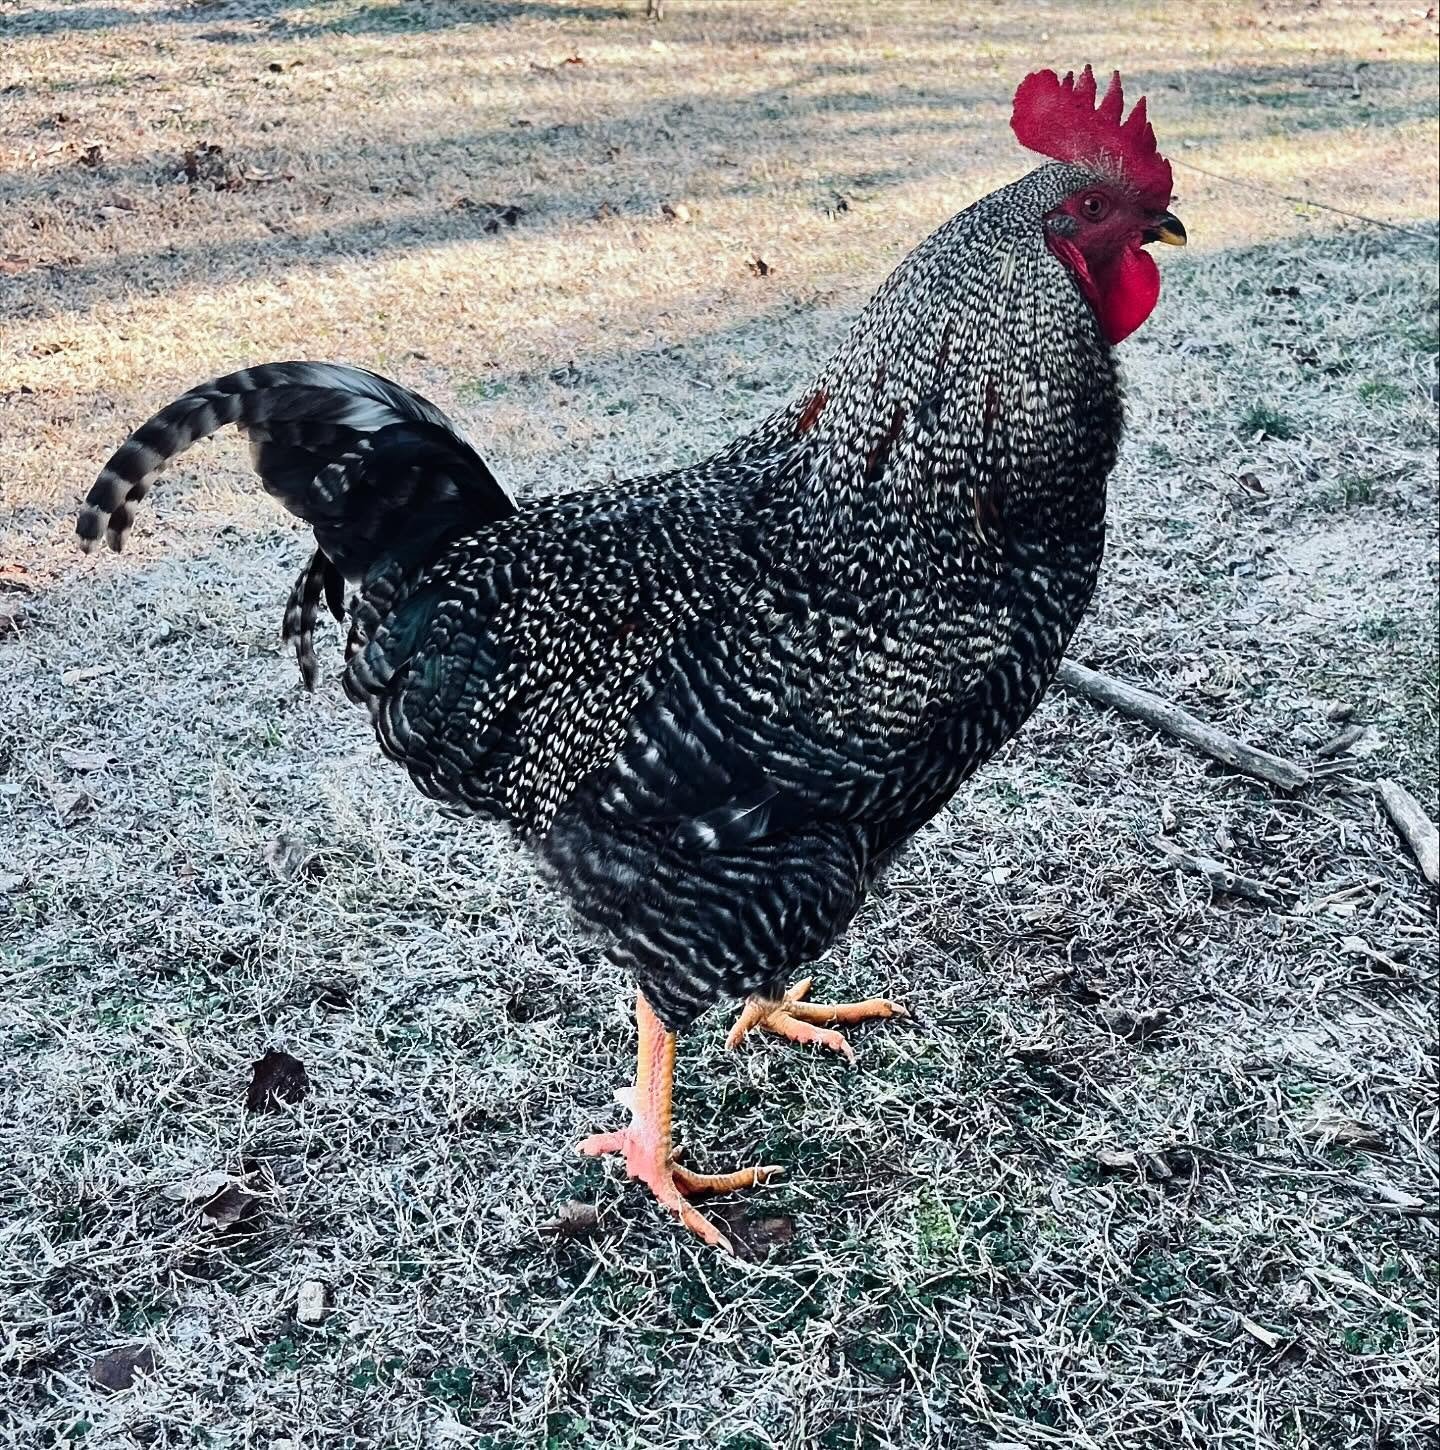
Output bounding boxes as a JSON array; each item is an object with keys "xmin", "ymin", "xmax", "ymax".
[{"xmin": 78, "ymin": 361, "xmax": 516, "ymax": 687}]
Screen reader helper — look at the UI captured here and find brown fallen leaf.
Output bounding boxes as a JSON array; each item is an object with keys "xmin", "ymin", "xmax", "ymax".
[
  {"xmin": 540, "ymin": 1199, "xmax": 600, "ymax": 1239},
  {"xmin": 90, "ymin": 1344, "xmax": 155, "ymax": 1392},
  {"xmin": 245, "ymin": 1050, "xmax": 310, "ymax": 1112},
  {"xmin": 163, "ymin": 1170, "xmax": 234, "ymax": 1204},
  {"xmin": 200, "ymin": 1182, "xmax": 260, "ymax": 1231},
  {"xmin": 59, "ymin": 747, "xmax": 116, "ymax": 772},
  {"xmin": 1095, "ymin": 1147, "xmax": 1139, "ymax": 1171},
  {"xmin": 0, "ymin": 553, "xmax": 36, "ymax": 586},
  {"xmin": 1299, "ymin": 1105, "xmax": 1389, "ymax": 1151},
  {"xmin": 48, "ymin": 782, "xmax": 94, "ymax": 823},
  {"xmin": 263, "ymin": 832, "xmax": 312, "ymax": 881},
  {"xmin": 711, "ymin": 1209, "xmax": 794, "ymax": 1261},
  {"xmin": 748, "ymin": 255, "xmax": 773, "ymax": 277}
]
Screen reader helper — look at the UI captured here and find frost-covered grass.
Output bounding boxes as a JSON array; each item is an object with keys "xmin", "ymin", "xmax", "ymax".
[{"xmin": 1, "ymin": 3, "xmax": 1436, "ymax": 1447}]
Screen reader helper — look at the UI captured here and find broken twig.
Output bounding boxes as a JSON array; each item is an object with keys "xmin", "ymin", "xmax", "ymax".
[
  {"xmin": 1056, "ymin": 660, "xmax": 1309, "ymax": 791},
  {"xmin": 1153, "ymin": 836, "xmax": 1289, "ymax": 908},
  {"xmin": 1374, "ymin": 779, "xmax": 1439, "ymax": 886}
]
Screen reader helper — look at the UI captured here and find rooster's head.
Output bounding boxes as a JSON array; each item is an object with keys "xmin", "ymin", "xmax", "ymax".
[{"xmin": 1012, "ymin": 65, "xmax": 1184, "ymax": 345}]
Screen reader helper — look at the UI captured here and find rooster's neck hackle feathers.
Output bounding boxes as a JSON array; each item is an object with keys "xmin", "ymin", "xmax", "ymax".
[{"xmin": 762, "ymin": 164, "xmax": 1119, "ymax": 567}]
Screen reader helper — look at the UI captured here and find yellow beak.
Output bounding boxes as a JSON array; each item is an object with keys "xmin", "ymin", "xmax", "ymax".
[{"xmin": 1145, "ymin": 211, "xmax": 1187, "ymax": 247}]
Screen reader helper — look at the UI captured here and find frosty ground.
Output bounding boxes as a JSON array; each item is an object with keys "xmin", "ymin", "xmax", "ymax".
[{"xmin": 1, "ymin": 2, "xmax": 1437, "ymax": 1447}]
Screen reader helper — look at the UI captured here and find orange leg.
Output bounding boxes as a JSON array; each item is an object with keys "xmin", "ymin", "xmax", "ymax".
[
  {"xmin": 578, "ymin": 991, "xmax": 781, "ymax": 1252},
  {"xmin": 725, "ymin": 977, "xmax": 907, "ymax": 1064}
]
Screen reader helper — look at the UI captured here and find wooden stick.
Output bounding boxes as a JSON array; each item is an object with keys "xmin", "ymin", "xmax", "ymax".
[
  {"xmin": 1152, "ymin": 836, "xmax": 1289, "ymax": 909},
  {"xmin": 1374, "ymin": 779, "xmax": 1439, "ymax": 886},
  {"xmin": 1056, "ymin": 660, "xmax": 1310, "ymax": 792}
]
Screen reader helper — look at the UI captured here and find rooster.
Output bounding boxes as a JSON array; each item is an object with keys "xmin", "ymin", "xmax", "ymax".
[{"xmin": 78, "ymin": 67, "xmax": 1184, "ymax": 1252}]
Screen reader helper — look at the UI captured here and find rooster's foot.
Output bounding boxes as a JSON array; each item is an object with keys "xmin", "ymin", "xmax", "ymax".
[
  {"xmin": 578, "ymin": 992, "xmax": 781, "ymax": 1253},
  {"xmin": 725, "ymin": 977, "xmax": 908, "ymax": 1064}
]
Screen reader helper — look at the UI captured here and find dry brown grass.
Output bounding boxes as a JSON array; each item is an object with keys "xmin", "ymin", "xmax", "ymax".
[{"xmin": 1, "ymin": 2, "xmax": 1437, "ymax": 1448}]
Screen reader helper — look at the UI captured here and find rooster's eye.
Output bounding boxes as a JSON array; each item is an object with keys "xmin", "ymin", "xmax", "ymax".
[{"xmin": 1079, "ymin": 192, "xmax": 1110, "ymax": 222}]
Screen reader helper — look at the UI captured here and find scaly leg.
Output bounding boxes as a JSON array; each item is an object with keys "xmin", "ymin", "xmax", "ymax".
[
  {"xmin": 726, "ymin": 977, "xmax": 907, "ymax": 1064},
  {"xmin": 578, "ymin": 991, "xmax": 782, "ymax": 1252}
]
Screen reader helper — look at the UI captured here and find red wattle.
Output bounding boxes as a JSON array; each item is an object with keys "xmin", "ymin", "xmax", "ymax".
[
  {"xmin": 1046, "ymin": 235, "xmax": 1162, "ymax": 346},
  {"xmin": 1093, "ymin": 244, "xmax": 1160, "ymax": 345}
]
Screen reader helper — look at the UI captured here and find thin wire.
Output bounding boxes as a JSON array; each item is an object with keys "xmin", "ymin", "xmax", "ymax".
[{"xmin": 1171, "ymin": 157, "xmax": 1434, "ymax": 241}]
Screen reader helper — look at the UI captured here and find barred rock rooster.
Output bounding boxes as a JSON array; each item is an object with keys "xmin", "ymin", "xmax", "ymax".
[{"xmin": 78, "ymin": 67, "xmax": 1183, "ymax": 1251}]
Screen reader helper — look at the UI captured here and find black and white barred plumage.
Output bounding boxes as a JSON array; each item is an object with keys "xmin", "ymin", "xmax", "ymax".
[{"xmin": 80, "ymin": 162, "xmax": 1123, "ymax": 1030}]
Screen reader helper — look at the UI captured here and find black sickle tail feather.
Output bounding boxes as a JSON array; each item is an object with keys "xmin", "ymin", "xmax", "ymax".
[
  {"xmin": 78, "ymin": 361, "xmax": 518, "ymax": 686},
  {"xmin": 281, "ymin": 548, "xmax": 346, "ymax": 692}
]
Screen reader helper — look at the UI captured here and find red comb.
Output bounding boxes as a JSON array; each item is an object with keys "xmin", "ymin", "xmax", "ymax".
[{"xmin": 1011, "ymin": 66, "xmax": 1173, "ymax": 210}]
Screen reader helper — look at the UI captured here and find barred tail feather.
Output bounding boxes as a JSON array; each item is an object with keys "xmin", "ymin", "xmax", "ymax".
[
  {"xmin": 78, "ymin": 361, "xmax": 515, "ymax": 572},
  {"xmin": 79, "ymin": 361, "xmax": 519, "ymax": 687}
]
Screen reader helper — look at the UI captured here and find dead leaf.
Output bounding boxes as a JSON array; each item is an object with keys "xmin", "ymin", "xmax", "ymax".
[
  {"xmin": 1299, "ymin": 1105, "xmax": 1389, "ymax": 1151},
  {"xmin": 59, "ymin": 747, "xmax": 116, "ymax": 772},
  {"xmin": 562, "ymin": 54, "xmax": 585, "ymax": 65},
  {"xmin": 61, "ymin": 663, "xmax": 116, "ymax": 686},
  {"xmin": 1237, "ymin": 471, "xmax": 1267, "ymax": 495},
  {"xmin": 48, "ymin": 782, "xmax": 93, "ymax": 823},
  {"xmin": 163, "ymin": 1170, "xmax": 234, "ymax": 1204},
  {"xmin": 296, "ymin": 1279, "xmax": 329, "ymax": 1324},
  {"xmin": 200, "ymin": 1182, "xmax": 260, "ymax": 1231},
  {"xmin": 90, "ymin": 1344, "xmax": 155, "ymax": 1392},
  {"xmin": 748, "ymin": 254, "xmax": 772, "ymax": 277},
  {"xmin": 263, "ymin": 832, "xmax": 312, "ymax": 881},
  {"xmin": 712, "ymin": 1209, "xmax": 794, "ymax": 1261},
  {"xmin": 79, "ymin": 142, "xmax": 105, "ymax": 168},
  {"xmin": 1096, "ymin": 1147, "xmax": 1139, "ymax": 1171},
  {"xmin": 245, "ymin": 1050, "xmax": 310, "ymax": 1112},
  {"xmin": 1368, "ymin": 1182, "xmax": 1425, "ymax": 1210},
  {"xmin": 452, "ymin": 198, "xmax": 523, "ymax": 232},
  {"xmin": 181, "ymin": 141, "xmax": 228, "ymax": 188},
  {"xmin": 540, "ymin": 1200, "xmax": 600, "ymax": 1239}
]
